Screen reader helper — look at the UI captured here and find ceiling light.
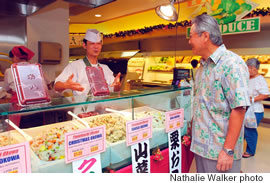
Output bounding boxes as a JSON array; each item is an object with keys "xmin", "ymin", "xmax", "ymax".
[
  {"xmin": 121, "ymin": 51, "xmax": 139, "ymax": 58},
  {"xmin": 156, "ymin": 0, "xmax": 178, "ymax": 21},
  {"xmin": 95, "ymin": 14, "xmax": 102, "ymax": 17}
]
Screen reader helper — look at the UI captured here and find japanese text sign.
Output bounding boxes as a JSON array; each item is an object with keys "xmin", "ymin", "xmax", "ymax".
[
  {"xmin": 126, "ymin": 117, "xmax": 152, "ymax": 146},
  {"xmin": 165, "ymin": 108, "xmax": 184, "ymax": 133},
  {"xmin": 168, "ymin": 129, "xmax": 182, "ymax": 173},
  {"xmin": 16, "ymin": 64, "xmax": 46, "ymax": 99},
  {"xmin": 72, "ymin": 154, "xmax": 102, "ymax": 173},
  {"xmin": 65, "ymin": 126, "xmax": 106, "ymax": 164},
  {"xmin": 131, "ymin": 140, "xmax": 151, "ymax": 173},
  {"xmin": 0, "ymin": 142, "xmax": 31, "ymax": 173}
]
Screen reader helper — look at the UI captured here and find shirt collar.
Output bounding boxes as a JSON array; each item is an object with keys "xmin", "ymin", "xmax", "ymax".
[{"xmin": 200, "ymin": 44, "xmax": 226, "ymax": 65}]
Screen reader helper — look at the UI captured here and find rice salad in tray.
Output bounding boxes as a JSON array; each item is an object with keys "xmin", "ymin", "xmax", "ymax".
[{"xmin": 30, "ymin": 126, "xmax": 78, "ymax": 161}]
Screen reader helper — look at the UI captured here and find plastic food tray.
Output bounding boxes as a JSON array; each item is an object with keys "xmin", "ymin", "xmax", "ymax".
[
  {"xmin": 23, "ymin": 121, "xmax": 110, "ymax": 172},
  {"xmin": 85, "ymin": 66, "xmax": 110, "ymax": 96},
  {"xmin": 11, "ymin": 63, "xmax": 51, "ymax": 106}
]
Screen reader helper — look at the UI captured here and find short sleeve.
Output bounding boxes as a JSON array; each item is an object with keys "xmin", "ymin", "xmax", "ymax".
[
  {"xmin": 221, "ymin": 60, "xmax": 250, "ymax": 109},
  {"xmin": 256, "ymin": 76, "xmax": 270, "ymax": 95}
]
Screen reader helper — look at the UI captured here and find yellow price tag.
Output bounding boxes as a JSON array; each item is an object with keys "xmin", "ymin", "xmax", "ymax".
[
  {"xmin": 91, "ymin": 146, "xmax": 98, "ymax": 152},
  {"xmin": 132, "ymin": 136, "xmax": 138, "ymax": 141},
  {"xmin": 8, "ymin": 170, "xmax": 18, "ymax": 173},
  {"xmin": 143, "ymin": 133, "xmax": 148, "ymax": 138},
  {"xmin": 177, "ymin": 122, "xmax": 180, "ymax": 127},
  {"xmin": 169, "ymin": 124, "xmax": 174, "ymax": 129},
  {"xmin": 74, "ymin": 150, "xmax": 83, "ymax": 157}
]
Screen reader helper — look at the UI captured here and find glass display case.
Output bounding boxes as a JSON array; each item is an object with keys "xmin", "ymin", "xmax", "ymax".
[{"xmin": 0, "ymin": 86, "xmax": 191, "ymax": 173}]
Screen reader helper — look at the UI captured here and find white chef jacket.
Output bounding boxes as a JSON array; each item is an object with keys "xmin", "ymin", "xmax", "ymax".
[
  {"xmin": 248, "ymin": 75, "xmax": 270, "ymax": 113},
  {"xmin": 55, "ymin": 59, "xmax": 115, "ymax": 96}
]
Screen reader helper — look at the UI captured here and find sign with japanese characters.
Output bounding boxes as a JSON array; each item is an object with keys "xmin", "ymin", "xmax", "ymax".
[
  {"xmin": 11, "ymin": 63, "xmax": 50, "ymax": 106},
  {"xmin": 72, "ymin": 154, "xmax": 102, "ymax": 173},
  {"xmin": 126, "ymin": 117, "xmax": 152, "ymax": 146},
  {"xmin": 0, "ymin": 142, "xmax": 31, "ymax": 173},
  {"xmin": 65, "ymin": 126, "xmax": 106, "ymax": 164},
  {"xmin": 165, "ymin": 109, "xmax": 184, "ymax": 133},
  {"xmin": 131, "ymin": 140, "xmax": 151, "ymax": 173},
  {"xmin": 168, "ymin": 129, "xmax": 182, "ymax": 173}
]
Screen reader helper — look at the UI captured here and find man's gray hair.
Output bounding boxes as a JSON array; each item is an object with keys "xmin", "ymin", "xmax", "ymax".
[
  {"xmin": 246, "ymin": 58, "xmax": 260, "ymax": 70},
  {"xmin": 192, "ymin": 14, "xmax": 223, "ymax": 46}
]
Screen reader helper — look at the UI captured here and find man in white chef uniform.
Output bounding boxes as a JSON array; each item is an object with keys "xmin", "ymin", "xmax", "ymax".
[
  {"xmin": 54, "ymin": 29, "xmax": 120, "ymax": 96},
  {"xmin": 54, "ymin": 29, "xmax": 120, "ymax": 114}
]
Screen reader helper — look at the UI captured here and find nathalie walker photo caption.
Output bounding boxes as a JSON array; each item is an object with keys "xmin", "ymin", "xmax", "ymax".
[{"xmin": 170, "ymin": 173, "xmax": 264, "ymax": 183}]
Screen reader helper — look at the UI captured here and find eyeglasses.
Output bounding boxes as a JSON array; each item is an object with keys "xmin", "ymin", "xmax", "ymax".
[{"xmin": 189, "ymin": 31, "xmax": 205, "ymax": 39}]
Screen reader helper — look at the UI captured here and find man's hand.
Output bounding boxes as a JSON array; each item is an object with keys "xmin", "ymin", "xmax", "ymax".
[
  {"xmin": 216, "ymin": 150, "xmax": 234, "ymax": 172},
  {"xmin": 216, "ymin": 107, "xmax": 246, "ymax": 172},
  {"xmin": 110, "ymin": 73, "xmax": 121, "ymax": 92},
  {"xmin": 65, "ymin": 74, "xmax": 84, "ymax": 92},
  {"xmin": 54, "ymin": 74, "xmax": 84, "ymax": 93}
]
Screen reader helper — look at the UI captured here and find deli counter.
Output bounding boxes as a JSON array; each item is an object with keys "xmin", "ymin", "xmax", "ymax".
[{"xmin": 0, "ymin": 86, "xmax": 192, "ymax": 173}]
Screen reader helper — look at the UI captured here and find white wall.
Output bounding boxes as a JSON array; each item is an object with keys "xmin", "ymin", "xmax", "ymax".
[{"xmin": 27, "ymin": 0, "xmax": 69, "ymax": 82}]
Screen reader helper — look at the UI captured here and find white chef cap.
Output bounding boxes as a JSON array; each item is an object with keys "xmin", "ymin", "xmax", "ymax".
[{"xmin": 84, "ymin": 29, "xmax": 103, "ymax": 43}]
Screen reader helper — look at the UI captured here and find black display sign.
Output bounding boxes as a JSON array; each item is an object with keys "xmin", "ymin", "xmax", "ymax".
[
  {"xmin": 171, "ymin": 68, "xmax": 191, "ymax": 87},
  {"xmin": 173, "ymin": 68, "xmax": 190, "ymax": 80}
]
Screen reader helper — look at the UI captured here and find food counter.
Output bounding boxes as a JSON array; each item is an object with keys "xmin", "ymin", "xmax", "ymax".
[{"xmin": 0, "ymin": 86, "xmax": 192, "ymax": 173}]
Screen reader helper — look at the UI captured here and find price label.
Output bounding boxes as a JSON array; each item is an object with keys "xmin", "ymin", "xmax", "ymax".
[
  {"xmin": 0, "ymin": 142, "xmax": 31, "ymax": 173},
  {"xmin": 126, "ymin": 117, "xmax": 152, "ymax": 146},
  {"xmin": 65, "ymin": 126, "xmax": 106, "ymax": 164},
  {"xmin": 90, "ymin": 145, "xmax": 98, "ymax": 152},
  {"xmin": 74, "ymin": 150, "xmax": 83, "ymax": 157},
  {"xmin": 165, "ymin": 109, "xmax": 184, "ymax": 133}
]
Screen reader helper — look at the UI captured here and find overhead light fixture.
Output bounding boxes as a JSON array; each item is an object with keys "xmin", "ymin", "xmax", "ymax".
[
  {"xmin": 95, "ymin": 14, "xmax": 102, "ymax": 17},
  {"xmin": 120, "ymin": 50, "xmax": 139, "ymax": 58},
  {"xmin": 155, "ymin": 0, "xmax": 178, "ymax": 21}
]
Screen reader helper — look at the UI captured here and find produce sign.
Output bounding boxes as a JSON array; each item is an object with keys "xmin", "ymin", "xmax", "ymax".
[
  {"xmin": 0, "ymin": 142, "xmax": 31, "ymax": 173},
  {"xmin": 65, "ymin": 126, "xmax": 106, "ymax": 164},
  {"xmin": 186, "ymin": 17, "xmax": 260, "ymax": 38},
  {"xmin": 126, "ymin": 117, "xmax": 152, "ymax": 146},
  {"xmin": 219, "ymin": 17, "xmax": 260, "ymax": 34},
  {"xmin": 187, "ymin": 0, "xmax": 259, "ymax": 37}
]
